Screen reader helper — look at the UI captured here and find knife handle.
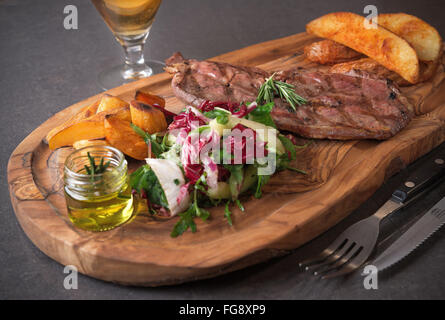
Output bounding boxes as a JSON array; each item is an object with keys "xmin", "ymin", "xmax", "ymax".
[{"xmin": 391, "ymin": 156, "xmax": 445, "ymax": 204}]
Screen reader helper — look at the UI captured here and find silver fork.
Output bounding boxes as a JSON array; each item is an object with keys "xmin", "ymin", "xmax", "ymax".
[
  {"xmin": 299, "ymin": 153, "xmax": 445, "ymax": 279},
  {"xmin": 299, "ymin": 200, "xmax": 399, "ymax": 279}
]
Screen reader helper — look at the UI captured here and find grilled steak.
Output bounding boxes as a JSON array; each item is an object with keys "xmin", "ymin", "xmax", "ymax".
[
  {"xmin": 165, "ymin": 52, "xmax": 414, "ymax": 140},
  {"xmin": 165, "ymin": 52, "xmax": 268, "ymax": 106}
]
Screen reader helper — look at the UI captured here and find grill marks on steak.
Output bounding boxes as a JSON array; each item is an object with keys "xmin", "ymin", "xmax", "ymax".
[
  {"xmin": 165, "ymin": 53, "xmax": 413, "ymax": 140},
  {"xmin": 165, "ymin": 52, "xmax": 267, "ymax": 107},
  {"xmin": 272, "ymin": 70, "xmax": 413, "ymax": 139}
]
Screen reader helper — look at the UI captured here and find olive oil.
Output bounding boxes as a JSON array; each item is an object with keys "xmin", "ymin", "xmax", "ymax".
[
  {"xmin": 64, "ymin": 146, "xmax": 134, "ymax": 232},
  {"xmin": 65, "ymin": 183, "xmax": 133, "ymax": 232}
]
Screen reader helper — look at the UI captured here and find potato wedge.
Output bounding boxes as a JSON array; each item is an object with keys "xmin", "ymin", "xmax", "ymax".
[
  {"xmin": 306, "ymin": 12, "xmax": 419, "ymax": 83},
  {"xmin": 48, "ymin": 117, "xmax": 105, "ymax": 150},
  {"xmin": 48, "ymin": 106, "xmax": 130, "ymax": 150},
  {"xmin": 130, "ymin": 100, "xmax": 167, "ymax": 134},
  {"xmin": 107, "ymin": 105, "xmax": 131, "ymax": 122},
  {"xmin": 46, "ymin": 99, "xmax": 100, "ymax": 143},
  {"xmin": 378, "ymin": 13, "xmax": 442, "ymax": 62},
  {"xmin": 96, "ymin": 94, "xmax": 129, "ymax": 113},
  {"xmin": 104, "ymin": 115, "xmax": 148, "ymax": 160},
  {"xmin": 135, "ymin": 90, "xmax": 166, "ymax": 108},
  {"xmin": 304, "ymin": 39, "xmax": 363, "ymax": 65},
  {"xmin": 73, "ymin": 139, "xmax": 108, "ymax": 150}
]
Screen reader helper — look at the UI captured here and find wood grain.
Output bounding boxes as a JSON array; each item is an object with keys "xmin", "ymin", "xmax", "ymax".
[{"xmin": 7, "ymin": 32, "xmax": 445, "ymax": 286}]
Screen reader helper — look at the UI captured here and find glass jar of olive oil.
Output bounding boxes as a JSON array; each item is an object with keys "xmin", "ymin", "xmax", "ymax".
[{"xmin": 64, "ymin": 145, "xmax": 134, "ymax": 232}]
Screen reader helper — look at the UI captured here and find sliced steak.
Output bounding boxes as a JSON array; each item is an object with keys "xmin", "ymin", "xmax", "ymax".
[
  {"xmin": 165, "ymin": 52, "xmax": 267, "ymax": 107},
  {"xmin": 272, "ymin": 69, "xmax": 413, "ymax": 139},
  {"xmin": 165, "ymin": 53, "xmax": 413, "ymax": 140}
]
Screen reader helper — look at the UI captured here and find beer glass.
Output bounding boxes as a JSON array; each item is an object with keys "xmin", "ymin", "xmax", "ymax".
[{"xmin": 91, "ymin": 0, "xmax": 163, "ymax": 89}]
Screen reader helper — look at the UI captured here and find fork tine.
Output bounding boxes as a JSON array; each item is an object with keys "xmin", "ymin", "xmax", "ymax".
[
  {"xmin": 311, "ymin": 242, "xmax": 357, "ymax": 275},
  {"xmin": 321, "ymin": 263, "xmax": 358, "ymax": 279},
  {"xmin": 299, "ymin": 237, "xmax": 349, "ymax": 268},
  {"xmin": 307, "ymin": 241, "xmax": 355, "ymax": 273},
  {"xmin": 301, "ymin": 239, "xmax": 349, "ymax": 271},
  {"xmin": 315, "ymin": 246, "xmax": 363, "ymax": 277},
  {"xmin": 321, "ymin": 247, "xmax": 367, "ymax": 279}
]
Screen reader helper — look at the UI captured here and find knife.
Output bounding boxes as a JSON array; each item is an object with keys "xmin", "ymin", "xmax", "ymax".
[
  {"xmin": 370, "ymin": 196, "xmax": 445, "ymax": 272},
  {"xmin": 370, "ymin": 151, "xmax": 445, "ymax": 223}
]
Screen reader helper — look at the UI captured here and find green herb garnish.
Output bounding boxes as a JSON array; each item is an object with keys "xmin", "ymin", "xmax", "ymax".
[
  {"xmin": 246, "ymin": 102, "xmax": 276, "ymax": 128},
  {"xmin": 254, "ymin": 174, "xmax": 270, "ymax": 199},
  {"xmin": 131, "ymin": 123, "xmax": 166, "ymax": 158},
  {"xmin": 235, "ymin": 199, "xmax": 245, "ymax": 212},
  {"xmin": 84, "ymin": 152, "xmax": 110, "ymax": 180},
  {"xmin": 276, "ymin": 135, "xmax": 309, "ymax": 174},
  {"xmin": 130, "ymin": 165, "xmax": 169, "ymax": 208},
  {"xmin": 257, "ymin": 72, "xmax": 307, "ymax": 111},
  {"xmin": 171, "ymin": 205, "xmax": 197, "ymax": 237},
  {"xmin": 224, "ymin": 201, "xmax": 233, "ymax": 226},
  {"xmin": 171, "ymin": 177, "xmax": 209, "ymax": 237},
  {"xmin": 223, "ymin": 199, "xmax": 245, "ymax": 226},
  {"xmin": 204, "ymin": 108, "xmax": 230, "ymax": 125},
  {"xmin": 224, "ymin": 164, "xmax": 244, "ymax": 200}
]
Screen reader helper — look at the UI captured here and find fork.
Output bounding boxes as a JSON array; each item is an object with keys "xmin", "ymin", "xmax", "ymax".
[{"xmin": 299, "ymin": 152, "xmax": 445, "ymax": 279}]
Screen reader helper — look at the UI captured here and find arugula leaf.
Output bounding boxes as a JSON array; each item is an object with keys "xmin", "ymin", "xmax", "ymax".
[
  {"xmin": 130, "ymin": 165, "xmax": 169, "ymax": 208},
  {"xmin": 247, "ymin": 102, "xmax": 276, "ymax": 128},
  {"xmin": 170, "ymin": 178, "xmax": 211, "ymax": 237},
  {"xmin": 276, "ymin": 136, "xmax": 308, "ymax": 174},
  {"xmin": 235, "ymin": 199, "xmax": 245, "ymax": 212},
  {"xmin": 204, "ymin": 108, "xmax": 230, "ymax": 125},
  {"xmin": 285, "ymin": 166, "xmax": 307, "ymax": 174},
  {"xmin": 131, "ymin": 123, "xmax": 165, "ymax": 158},
  {"xmin": 171, "ymin": 205, "xmax": 197, "ymax": 237},
  {"xmin": 224, "ymin": 201, "xmax": 233, "ymax": 226},
  {"xmin": 254, "ymin": 174, "xmax": 271, "ymax": 199},
  {"xmin": 278, "ymin": 135, "xmax": 297, "ymax": 161},
  {"xmin": 224, "ymin": 164, "xmax": 244, "ymax": 200}
]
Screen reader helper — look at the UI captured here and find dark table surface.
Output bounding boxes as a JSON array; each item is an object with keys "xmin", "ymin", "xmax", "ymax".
[{"xmin": 1, "ymin": 0, "xmax": 445, "ymax": 300}]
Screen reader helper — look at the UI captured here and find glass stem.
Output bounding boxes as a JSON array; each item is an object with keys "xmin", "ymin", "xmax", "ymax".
[{"xmin": 121, "ymin": 34, "xmax": 152, "ymax": 79}]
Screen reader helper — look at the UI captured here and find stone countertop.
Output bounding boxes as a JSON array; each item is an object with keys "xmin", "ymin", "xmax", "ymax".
[{"xmin": 1, "ymin": 0, "xmax": 444, "ymax": 299}]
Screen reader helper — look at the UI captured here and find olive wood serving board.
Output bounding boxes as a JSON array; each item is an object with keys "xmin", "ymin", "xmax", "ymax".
[{"xmin": 7, "ymin": 32, "xmax": 445, "ymax": 286}]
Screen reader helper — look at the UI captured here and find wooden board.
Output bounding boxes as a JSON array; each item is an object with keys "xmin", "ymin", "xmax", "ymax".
[{"xmin": 7, "ymin": 32, "xmax": 445, "ymax": 286}]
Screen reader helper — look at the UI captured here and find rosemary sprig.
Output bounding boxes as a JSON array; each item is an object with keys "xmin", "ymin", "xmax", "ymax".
[
  {"xmin": 84, "ymin": 152, "xmax": 110, "ymax": 180},
  {"xmin": 256, "ymin": 72, "xmax": 307, "ymax": 111}
]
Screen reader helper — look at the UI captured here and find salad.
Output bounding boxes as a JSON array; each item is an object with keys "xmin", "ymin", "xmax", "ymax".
[{"xmin": 130, "ymin": 100, "xmax": 306, "ymax": 237}]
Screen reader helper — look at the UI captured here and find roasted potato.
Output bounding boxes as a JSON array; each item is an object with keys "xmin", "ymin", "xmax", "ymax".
[
  {"xmin": 130, "ymin": 100, "xmax": 167, "ymax": 134},
  {"xmin": 135, "ymin": 90, "xmax": 166, "ymax": 108},
  {"xmin": 304, "ymin": 39, "xmax": 363, "ymax": 65},
  {"xmin": 46, "ymin": 99, "xmax": 100, "ymax": 143},
  {"xmin": 73, "ymin": 139, "xmax": 108, "ymax": 150},
  {"xmin": 104, "ymin": 115, "xmax": 148, "ymax": 160},
  {"xmin": 306, "ymin": 12, "xmax": 419, "ymax": 83},
  {"xmin": 48, "ymin": 106, "xmax": 130, "ymax": 150},
  {"xmin": 378, "ymin": 13, "xmax": 442, "ymax": 62},
  {"xmin": 96, "ymin": 94, "xmax": 129, "ymax": 113}
]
